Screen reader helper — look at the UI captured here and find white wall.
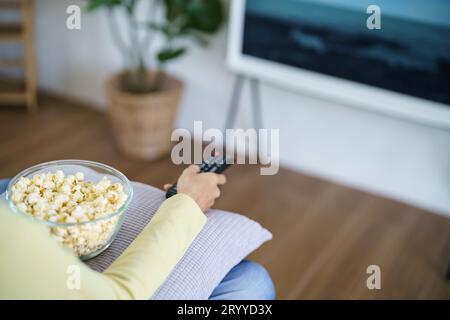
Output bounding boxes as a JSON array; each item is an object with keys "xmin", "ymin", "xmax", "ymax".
[{"xmin": 34, "ymin": 0, "xmax": 450, "ymax": 216}]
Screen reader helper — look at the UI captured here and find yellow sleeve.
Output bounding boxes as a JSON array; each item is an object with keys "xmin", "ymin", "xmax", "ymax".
[{"xmin": 0, "ymin": 194, "xmax": 206, "ymax": 300}]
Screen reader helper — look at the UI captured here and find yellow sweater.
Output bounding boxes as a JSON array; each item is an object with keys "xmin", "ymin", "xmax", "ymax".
[{"xmin": 0, "ymin": 194, "xmax": 206, "ymax": 299}]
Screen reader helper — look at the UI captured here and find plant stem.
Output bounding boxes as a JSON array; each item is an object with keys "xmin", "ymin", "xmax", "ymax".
[
  {"xmin": 141, "ymin": 0, "xmax": 160, "ymax": 63},
  {"xmin": 127, "ymin": 7, "xmax": 139, "ymax": 70},
  {"xmin": 106, "ymin": 8, "xmax": 130, "ymax": 70}
]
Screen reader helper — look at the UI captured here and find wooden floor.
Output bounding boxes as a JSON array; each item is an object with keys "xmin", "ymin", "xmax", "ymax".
[{"xmin": 1, "ymin": 95, "xmax": 450, "ymax": 299}]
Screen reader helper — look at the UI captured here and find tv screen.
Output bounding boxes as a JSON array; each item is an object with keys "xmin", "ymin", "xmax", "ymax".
[{"xmin": 242, "ymin": 0, "xmax": 450, "ymax": 106}]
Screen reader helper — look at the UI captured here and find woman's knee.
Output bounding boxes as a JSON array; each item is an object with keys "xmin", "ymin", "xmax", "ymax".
[{"xmin": 239, "ymin": 260, "xmax": 276, "ymax": 300}]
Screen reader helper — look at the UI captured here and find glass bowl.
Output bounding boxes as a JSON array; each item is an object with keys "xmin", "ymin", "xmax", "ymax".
[{"xmin": 4, "ymin": 160, "xmax": 133, "ymax": 260}]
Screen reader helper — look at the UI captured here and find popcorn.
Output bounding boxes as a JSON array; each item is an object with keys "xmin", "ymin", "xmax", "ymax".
[
  {"xmin": 11, "ymin": 191, "xmax": 24, "ymax": 203},
  {"xmin": 94, "ymin": 196, "xmax": 108, "ymax": 208},
  {"xmin": 32, "ymin": 174, "xmax": 44, "ymax": 187},
  {"xmin": 27, "ymin": 193, "xmax": 40, "ymax": 205},
  {"xmin": 60, "ymin": 183, "xmax": 71, "ymax": 194},
  {"xmin": 43, "ymin": 189, "xmax": 53, "ymax": 199},
  {"xmin": 54, "ymin": 170, "xmax": 64, "ymax": 183},
  {"xmin": 42, "ymin": 180, "xmax": 55, "ymax": 190},
  {"xmin": 75, "ymin": 172, "xmax": 84, "ymax": 181},
  {"xmin": 72, "ymin": 206, "xmax": 85, "ymax": 220},
  {"xmin": 16, "ymin": 202, "xmax": 28, "ymax": 213},
  {"xmin": 71, "ymin": 191, "xmax": 84, "ymax": 202},
  {"xmin": 65, "ymin": 216, "xmax": 77, "ymax": 224},
  {"xmin": 15, "ymin": 177, "xmax": 30, "ymax": 190},
  {"xmin": 10, "ymin": 171, "xmax": 127, "ymax": 257},
  {"xmin": 106, "ymin": 191, "xmax": 119, "ymax": 203}
]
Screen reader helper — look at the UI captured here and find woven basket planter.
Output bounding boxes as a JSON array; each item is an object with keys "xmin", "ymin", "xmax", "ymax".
[{"xmin": 106, "ymin": 72, "xmax": 182, "ymax": 160}]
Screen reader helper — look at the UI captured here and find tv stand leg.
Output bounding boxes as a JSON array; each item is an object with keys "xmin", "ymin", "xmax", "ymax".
[
  {"xmin": 223, "ymin": 74, "xmax": 264, "ymax": 161},
  {"xmin": 224, "ymin": 74, "xmax": 244, "ymax": 131},
  {"xmin": 250, "ymin": 77, "xmax": 263, "ymax": 130},
  {"xmin": 223, "ymin": 74, "xmax": 263, "ymax": 131}
]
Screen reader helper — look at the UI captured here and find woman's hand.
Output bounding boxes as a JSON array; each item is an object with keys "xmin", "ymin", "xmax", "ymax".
[{"xmin": 163, "ymin": 165, "xmax": 227, "ymax": 212}]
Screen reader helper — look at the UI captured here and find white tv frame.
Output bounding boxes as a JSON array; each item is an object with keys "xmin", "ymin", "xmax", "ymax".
[{"xmin": 226, "ymin": 0, "xmax": 450, "ymax": 130}]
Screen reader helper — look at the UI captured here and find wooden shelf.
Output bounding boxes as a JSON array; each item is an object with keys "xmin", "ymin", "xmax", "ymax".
[
  {"xmin": 0, "ymin": 76, "xmax": 27, "ymax": 104},
  {"xmin": 0, "ymin": 23, "xmax": 23, "ymax": 42},
  {"xmin": 0, "ymin": 91, "xmax": 26, "ymax": 103},
  {"xmin": 0, "ymin": 58, "xmax": 24, "ymax": 68},
  {"xmin": 0, "ymin": 0, "xmax": 36, "ymax": 112},
  {"xmin": 0, "ymin": 75, "xmax": 24, "ymax": 86},
  {"xmin": 0, "ymin": 1, "xmax": 21, "ymax": 9}
]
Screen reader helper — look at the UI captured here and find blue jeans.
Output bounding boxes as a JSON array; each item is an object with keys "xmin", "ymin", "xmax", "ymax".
[
  {"xmin": 0, "ymin": 179, "xmax": 9, "ymax": 195},
  {"xmin": 209, "ymin": 260, "xmax": 275, "ymax": 300},
  {"xmin": 0, "ymin": 178, "xmax": 275, "ymax": 300}
]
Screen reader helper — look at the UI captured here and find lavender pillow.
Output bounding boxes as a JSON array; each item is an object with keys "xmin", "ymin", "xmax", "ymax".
[{"xmin": 86, "ymin": 182, "xmax": 272, "ymax": 300}]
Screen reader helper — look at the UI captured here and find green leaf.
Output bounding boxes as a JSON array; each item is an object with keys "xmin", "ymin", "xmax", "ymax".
[
  {"xmin": 186, "ymin": 0, "xmax": 223, "ymax": 33},
  {"xmin": 148, "ymin": 22, "xmax": 173, "ymax": 38},
  {"xmin": 125, "ymin": 0, "xmax": 137, "ymax": 15},
  {"xmin": 164, "ymin": 0, "xmax": 188, "ymax": 22},
  {"xmin": 157, "ymin": 47, "xmax": 187, "ymax": 63},
  {"xmin": 85, "ymin": 0, "xmax": 122, "ymax": 11}
]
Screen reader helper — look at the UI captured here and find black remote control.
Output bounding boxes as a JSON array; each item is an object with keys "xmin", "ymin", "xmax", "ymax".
[{"xmin": 165, "ymin": 156, "xmax": 231, "ymax": 198}]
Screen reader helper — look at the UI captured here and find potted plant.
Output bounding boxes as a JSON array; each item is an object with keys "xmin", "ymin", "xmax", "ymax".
[{"xmin": 86, "ymin": 0, "xmax": 224, "ymax": 159}]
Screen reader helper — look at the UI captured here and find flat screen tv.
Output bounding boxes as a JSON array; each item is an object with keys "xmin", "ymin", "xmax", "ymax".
[{"xmin": 227, "ymin": 0, "xmax": 450, "ymax": 129}]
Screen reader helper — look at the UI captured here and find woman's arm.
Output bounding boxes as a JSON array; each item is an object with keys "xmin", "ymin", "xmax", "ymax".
[
  {"xmin": 0, "ymin": 166, "xmax": 225, "ymax": 299},
  {"xmin": 102, "ymin": 193, "xmax": 206, "ymax": 299},
  {"xmin": 0, "ymin": 194, "xmax": 204, "ymax": 299}
]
